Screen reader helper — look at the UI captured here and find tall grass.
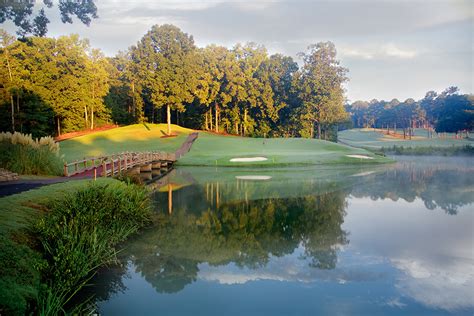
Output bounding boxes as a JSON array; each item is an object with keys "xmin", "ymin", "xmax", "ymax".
[
  {"xmin": 0, "ymin": 132, "xmax": 63, "ymax": 175},
  {"xmin": 33, "ymin": 181, "xmax": 151, "ymax": 314}
]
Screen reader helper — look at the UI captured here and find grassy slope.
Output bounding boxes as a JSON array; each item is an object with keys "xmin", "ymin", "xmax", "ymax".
[
  {"xmin": 339, "ymin": 128, "xmax": 473, "ymax": 149},
  {"xmin": 177, "ymin": 132, "xmax": 390, "ymax": 166},
  {"xmin": 0, "ymin": 178, "xmax": 117, "ymax": 234},
  {"xmin": 60, "ymin": 123, "xmax": 390, "ymax": 166},
  {"xmin": 60, "ymin": 124, "xmax": 194, "ymax": 162}
]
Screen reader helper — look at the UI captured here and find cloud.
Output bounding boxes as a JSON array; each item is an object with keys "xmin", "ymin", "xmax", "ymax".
[
  {"xmin": 393, "ymin": 257, "xmax": 474, "ymax": 311},
  {"xmin": 340, "ymin": 43, "xmax": 417, "ymax": 60},
  {"xmin": 382, "ymin": 43, "xmax": 417, "ymax": 59}
]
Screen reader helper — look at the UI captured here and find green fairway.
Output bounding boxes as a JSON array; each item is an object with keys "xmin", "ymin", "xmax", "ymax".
[
  {"xmin": 339, "ymin": 128, "xmax": 473, "ymax": 149},
  {"xmin": 59, "ymin": 124, "xmax": 390, "ymax": 166},
  {"xmin": 59, "ymin": 124, "xmax": 194, "ymax": 162},
  {"xmin": 177, "ymin": 132, "xmax": 390, "ymax": 166}
]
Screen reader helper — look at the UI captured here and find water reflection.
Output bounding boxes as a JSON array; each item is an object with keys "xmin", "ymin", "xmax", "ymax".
[
  {"xmin": 94, "ymin": 158, "xmax": 473, "ymax": 315},
  {"xmin": 350, "ymin": 156, "xmax": 474, "ymax": 214}
]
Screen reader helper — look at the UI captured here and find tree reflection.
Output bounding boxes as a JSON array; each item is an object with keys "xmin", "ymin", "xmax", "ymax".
[
  {"xmin": 350, "ymin": 160, "xmax": 474, "ymax": 214},
  {"xmin": 120, "ymin": 185, "xmax": 349, "ymax": 294}
]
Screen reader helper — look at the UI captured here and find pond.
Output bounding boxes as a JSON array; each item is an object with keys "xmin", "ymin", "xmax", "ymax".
[{"xmin": 92, "ymin": 156, "xmax": 474, "ymax": 315}]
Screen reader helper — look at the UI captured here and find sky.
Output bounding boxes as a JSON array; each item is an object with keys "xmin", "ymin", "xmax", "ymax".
[{"xmin": 2, "ymin": 0, "xmax": 473, "ymax": 102}]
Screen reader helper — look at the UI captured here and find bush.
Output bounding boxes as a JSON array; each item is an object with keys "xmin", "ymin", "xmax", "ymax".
[
  {"xmin": 0, "ymin": 132, "xmax": 63, "ymax": 175},
  {"xmin": 0, "ymin": 234, "xmax": 46, "ymax": 315},
  {"xmin": 35, "ymin": 181, "xmax": 151, "ymax": 314}
]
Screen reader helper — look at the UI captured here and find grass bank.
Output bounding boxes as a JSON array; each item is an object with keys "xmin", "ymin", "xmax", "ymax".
[
  {"xmin": 0, "ymin": 179, "xmax": 152, "ymax": 315},
  {"xmin": 60, "ymin": 123, "xmax": 194, "ymax": 162},
  {"xmin": 177, "ymin": 132, "xmax": 391, "ymax": 166}
]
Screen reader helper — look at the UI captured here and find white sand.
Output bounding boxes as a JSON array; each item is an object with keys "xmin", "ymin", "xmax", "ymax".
[
  {"xmin": 351, "ymin": 171, "xmax": 375, "ymax": 177},
  {"xmin": 235, "ymin": 175, "xmax": 272, "ymax": 180},
  {"xmin": 346, "ymin": 154, "xmax": 374, "ymax": 160},
  {"xmin": 230, "ymin": 157, "xmax": 268, "ymax": 162}
]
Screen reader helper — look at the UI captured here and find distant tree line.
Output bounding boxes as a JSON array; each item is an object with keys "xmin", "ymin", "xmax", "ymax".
[
  {"xmin": 346, "ymin": 87, "xmax": 474, "ymax": 135},
  {"xmin": 0, "ymin": 24, "xmax": 348, "ymax": 139}
]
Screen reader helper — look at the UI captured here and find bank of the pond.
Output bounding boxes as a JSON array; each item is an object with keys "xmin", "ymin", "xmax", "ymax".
[
  {"xmin": 377, "ymin": 144, "xmax": 474, "ymax": 156},
  {"xmin": 177, "ymin": 133, "xmax": 391, "ymax": 166},
  {"xmin": 0, "ymin": 178, "xmax": 152, "ymax": 315}
]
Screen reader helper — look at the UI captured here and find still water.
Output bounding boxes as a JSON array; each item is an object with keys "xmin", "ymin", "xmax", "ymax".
[{"xmin": 94, "ymin": 157, "xmax": 474, "ymax": 315}]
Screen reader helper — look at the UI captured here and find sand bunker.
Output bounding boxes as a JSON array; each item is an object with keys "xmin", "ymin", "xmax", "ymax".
[
  {"xmin": 346, "ymin": 154, "xmax": 374, "ymax": 160},
  {"xmin": 351, "ymin": 171, "xmax": 375, "ymax": 177},
  {"xmin": 230, "ymin": 157, "xmax": 268, "ymax": 162},
  {"xmin": 235, "ymin": 175, "xmax": 272, "ymax": 180}
]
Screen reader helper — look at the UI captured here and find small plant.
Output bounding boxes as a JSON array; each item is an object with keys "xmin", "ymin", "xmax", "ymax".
[
  {"xmin": 35, "ymin": 181, "xmax": 151, "ymax": 313},
  {"xmin": 0, "ymin": 132, "xmax": 62, "ymax": 175}
]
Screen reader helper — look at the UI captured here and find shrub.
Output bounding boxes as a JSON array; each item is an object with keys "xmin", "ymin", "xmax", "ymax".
[
  {"xmin": 0, "ymin": 132, "xmax": 62, "ymax": 175},
  {"xmin": 35, "ymin": 181, "xmax": 151, "ymax": 314},
  {"xmin": 0, "ymin": 234, "xmax": 46, "ymax": 316}
]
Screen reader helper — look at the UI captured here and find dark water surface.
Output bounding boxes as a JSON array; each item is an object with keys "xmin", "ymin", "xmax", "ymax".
[{"xmin": 94, "ymin": 156, "xmax": 474, "ymax": 315}]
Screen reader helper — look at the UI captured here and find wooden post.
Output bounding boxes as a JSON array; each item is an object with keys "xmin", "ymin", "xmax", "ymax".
[
  {"xmin": 94, "ymin": 168, "xmax": 97, "ymax": 181},
  {"xmin": 102, "ymin": 161, "xmax": 107, "ymax": 177},
  {"xmin": 64, "ymin": 163, "xmax": 68, "ymax": 177},
  {"xmin": 74, "ymin": 161, "xmax": 78, "ymax": 173},
  {"xmin": 118, "ymin": 157, "xmax": 122, "ymax": 175},
  {"xmin": 83, "ymin": 157, "xmax": 87, "ymax": 169},
  {"xmin": 168, "ymin": 183, "xmax": 172, "ymax": 215},
  {"xmin": 111, "ymin": 159, "xmax": 115, "ymax": 176},
  {"xmin": 124, "ymin": 154, "xmax": 128, "ymax": 170}
]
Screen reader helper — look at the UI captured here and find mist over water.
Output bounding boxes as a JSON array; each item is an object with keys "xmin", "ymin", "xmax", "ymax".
[{"xmin": 92, "ymin": 157, "xmax": 474, "ymax": 315}]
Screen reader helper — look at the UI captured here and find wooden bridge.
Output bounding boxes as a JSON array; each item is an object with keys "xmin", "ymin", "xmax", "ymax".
[{"xmin": 64, "ymin": 132, "xmax": 198, "ymax": 179}]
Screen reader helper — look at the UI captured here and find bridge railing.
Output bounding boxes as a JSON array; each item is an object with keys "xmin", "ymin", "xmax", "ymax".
[
  {"xmin": 63, "ymin": 132, "xmax": 197, "ymax": 177},
  {"xmin": 63, "ymin": 151, "xmax": 176, "ymax": 177}
]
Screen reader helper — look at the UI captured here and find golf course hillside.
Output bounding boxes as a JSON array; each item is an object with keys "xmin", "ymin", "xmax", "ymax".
[
  {"xmin": 60, "ymin": 124, "xmax": 194, "ymax": 161},
  {"xmin": 176, "ymin": 132, "xmax": 390, "ymax": 166},
  {"xmin": 339, "ymin": 128, "xmax": 473, "ymax": 149},
  {"xmin": 59, "ymin": 124, "xmax": 389, "ymax": 166}
]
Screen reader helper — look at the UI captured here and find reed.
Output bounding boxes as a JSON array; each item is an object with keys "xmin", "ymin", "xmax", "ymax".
[{"xmin": 0, "ymin": 132, "xmax": 62, "ymax": 175}]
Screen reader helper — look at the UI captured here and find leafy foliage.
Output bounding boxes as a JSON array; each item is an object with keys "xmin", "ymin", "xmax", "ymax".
[
  {"xmin": 346, "ymin": 87, "xmax": 473, "ymax": 134},
  {"xmin": 0, "ymin": 0, "xmax": 97, "ymax": 37}
]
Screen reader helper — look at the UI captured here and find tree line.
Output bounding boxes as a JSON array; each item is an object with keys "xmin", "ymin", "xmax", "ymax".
[
  {"xmin": 346, "ymin": 87, "xmax": 473, "ymax": 135},
  {"xmin": 0, "ymin": 24, "xmax": 348, "ymax": 139}
]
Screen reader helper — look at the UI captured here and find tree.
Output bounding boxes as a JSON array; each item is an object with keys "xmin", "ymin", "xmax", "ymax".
[
  {"xmin": 255, "ymin": 54, "xmax": 298, "ymax": 136},
  {"xmin": 0, "ymin": 29, "xmax": 20, "ymax": 131},
  {"xmin": 1, "ymin": 34, "xmax": 110, "ymax": 135},
  {"xmin": 294, "ymin": 42, "xmax": 348, "ymax": 138},
  {"xmin": 196, "ymin": 45, "xmax": 230, "ymax": 132},
  {"xmin": 85, "ymin": 49, "xmax": 110, "ymax": 129},
  {"xmin": 130, "ymin": 24, "xmax": 197, "ymax": 135},
  {"xmin": 1, "ymin": 0, "xmax": 97, "ymax": 37}
]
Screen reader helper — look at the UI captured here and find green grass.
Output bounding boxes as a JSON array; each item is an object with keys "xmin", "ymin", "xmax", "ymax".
[
  {"xmin": 338, "ymin": 128, "xmax": 473, "ymax": 149},
  {"xmin": 59, "ymin": 123, "xmax": 390, "ymax": 166},
  {"xmin": 0, "ymin": 178, "xmax": 116, "ymax": 234},
  {"xmin": 0, "ymin": 178, "xmax": 152, "ymax": 315},
  {"xmin": 177, "ymin": 132, "xmax": 391, "ymax": 166},
  {"xmin": 60, "ymin": 124, "xmax": 194, "ymax": 162}
]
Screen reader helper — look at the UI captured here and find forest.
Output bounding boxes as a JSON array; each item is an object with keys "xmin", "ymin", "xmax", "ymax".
[
  {"xmin": 1, "ymin": 24, "xmax": 472, "ymax": 140},
  {"xmin": 346, "ymin": 87, "xmax": 473, "ymax": 134},
  {"xmin": 0, "ymin": 24, "xmax": 347, "ymax": 139}
]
